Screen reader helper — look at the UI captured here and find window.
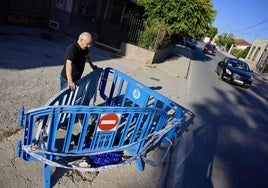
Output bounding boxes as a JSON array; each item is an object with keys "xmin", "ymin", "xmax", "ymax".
[
  {"xmin": 56, "ymin": 0, "xmax": 65, "ymax": 9},
  {"xmin": 79, "ymin": 0, "xmax": 94, "ymax": 18},
  {"xmin": 247, "ymin": 46, "xmax": 255, "ymax": 59},
  {"xmin": 252, "ymin": 47, "xmax": 260, "ymax": 61}
]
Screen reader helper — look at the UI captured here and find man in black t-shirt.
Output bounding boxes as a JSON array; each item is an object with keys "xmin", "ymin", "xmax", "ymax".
[{"xmin": 60, "ymin": 32, "xmax": 98, "ymax": 90}]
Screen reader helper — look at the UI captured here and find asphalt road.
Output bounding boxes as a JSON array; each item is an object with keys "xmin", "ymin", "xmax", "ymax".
[{"xmin": 165, "ymin": 43, "xmax": 268, "ymax": 188}]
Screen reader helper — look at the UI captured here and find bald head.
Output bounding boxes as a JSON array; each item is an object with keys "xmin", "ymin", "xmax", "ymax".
[
  {"xmin": 79, "ymin": 32, "xmax": 92, "ymax": 41},
  {"xmin": 78, "ymin": 32, "xmax": 92, "ymax": 49}
]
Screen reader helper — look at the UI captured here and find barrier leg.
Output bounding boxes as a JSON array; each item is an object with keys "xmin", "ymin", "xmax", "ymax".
[
  {"xmin": 43, "ymin": 164, "xmax": 51, "ymax": 188},
  {"xmin": 135, "ymin": 157, "xmax": 145, "ymax": 172}
]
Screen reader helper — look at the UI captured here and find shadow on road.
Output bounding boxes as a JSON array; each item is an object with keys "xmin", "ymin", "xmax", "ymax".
[{"xmin": 164, "ymin": 50, "xmax": 268, "ymax": 188}]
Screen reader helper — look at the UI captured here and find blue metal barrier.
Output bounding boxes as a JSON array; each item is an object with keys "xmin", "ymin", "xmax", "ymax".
[
  {"xmin": 17, "ymin": 67, "xmax": 184, "ymax": 188},
  {"xmin": 99, "ymin": 68, "xmax": 183, "ymax": 140}
]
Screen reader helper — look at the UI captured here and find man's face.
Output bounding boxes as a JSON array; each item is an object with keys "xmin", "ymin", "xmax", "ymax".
[{"xmin": 80, "ymin": 38, "xmax": 92, "ymax": 50}]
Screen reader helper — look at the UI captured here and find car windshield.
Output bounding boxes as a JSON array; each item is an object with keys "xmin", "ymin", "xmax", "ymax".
[
  {"xmin": 191, "ymin": 39, "xmax": 197, "ymax": 43},
  {"xmin": 206, "ymin": 44, "xmax": 216, "ymax": 49},
  {"xmin": 228, "ymin": 60, "xmax": 250, "ymax": 71}
]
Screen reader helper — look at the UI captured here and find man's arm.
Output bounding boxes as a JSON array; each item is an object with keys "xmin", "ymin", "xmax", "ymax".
[
  {"xmin": 66, "ymin": 60, "xmax": 76, "ymax": 90},
  {"xmin": 86, "ymin": 54, "xmax": 98, "ymax": 70}
]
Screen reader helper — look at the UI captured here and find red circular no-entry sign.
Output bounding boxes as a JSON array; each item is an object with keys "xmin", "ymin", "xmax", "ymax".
[{"xmin": 98, "ymin": 114, "xmax": 119, "ymax": 131}]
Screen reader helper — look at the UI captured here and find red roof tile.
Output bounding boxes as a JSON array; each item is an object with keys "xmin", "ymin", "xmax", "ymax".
[{"xmin": 234, "ymin": 39, "xmax": 251, "ymax": 46}]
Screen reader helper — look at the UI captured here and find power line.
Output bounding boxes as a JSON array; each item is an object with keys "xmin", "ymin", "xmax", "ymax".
[{"xmin": 232, "ymin": 18, "xmax": 268, "ymax": 32}]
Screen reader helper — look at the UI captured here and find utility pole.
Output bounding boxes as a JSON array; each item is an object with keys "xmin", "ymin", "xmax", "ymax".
[{"xmin": 224, "ymin": 33, "xmax": 229, "ymax": 53}]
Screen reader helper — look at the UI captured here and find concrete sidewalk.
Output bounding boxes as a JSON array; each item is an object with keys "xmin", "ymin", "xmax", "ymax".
[
  {"xmin": 155, "ymin": 46, "xmax": 191, "ymax": 79},
  {"xmin": 0, "ymin": 25, "xmax": 191, "ymax": 188}
]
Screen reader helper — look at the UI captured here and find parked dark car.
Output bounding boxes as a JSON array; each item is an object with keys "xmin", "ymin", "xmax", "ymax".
[
  {"xmin": 216, "ymin": 57, "xmax": 253, "ymax": 88},
  {"xmin": 203, "ymin": 43, "xmax": 216, "ymax": 55},
  {"xmin": 185, "ymin": 39, "xmax": 197, "ymax": 49}
]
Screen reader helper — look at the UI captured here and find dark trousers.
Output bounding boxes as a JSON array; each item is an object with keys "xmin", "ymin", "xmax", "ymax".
[{"xmin": 60, "ymin": 75, "xmax": 68, "ymax": 90}]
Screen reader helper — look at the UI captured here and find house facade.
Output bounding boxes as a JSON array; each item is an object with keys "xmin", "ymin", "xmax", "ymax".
[
  {"xmin": 0, "ymin": 0, "xmax": 176, "ymax": 64},
  {"xmin": 234, "ymin": 38, "xmax": 250, "ymax": 50},
  {"xmin": 50, "ymin": 0, "xmax": 139, "ymax": 49},
  {"xmin": 1, "ymin": 0, "xmax": 139, "ymax": 50},
  {"xmin": 0, "ymin": 0, "xmax": 51, "ymax": 27},
  {"xmin": 246, "ymin": 39, "xmax": 268, "ymax": 73}
]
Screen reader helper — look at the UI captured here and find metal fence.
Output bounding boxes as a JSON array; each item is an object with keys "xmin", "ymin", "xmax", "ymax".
[
  {"xmin": 124, "ymin": 16, "xmax": 167, "ymax": 51},
  {"xmin": 127, "ymin": 16, "xmax": 144, "ymax": 44},
  {"xmin": 121, "ymin": 15, "xmax": 144, "ymax": 45}
]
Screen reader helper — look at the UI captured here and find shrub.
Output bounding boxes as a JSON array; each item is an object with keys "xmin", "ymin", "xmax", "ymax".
[
  {"xmin": 231, "ymin": 46, "xmax": 250, "ymax": 59},
  {"xmin": 137, "ymin": 27, "xmax": 157, "ymax": 49},
  {"xmin": 137, "ymin": 26, "xmax": 171, "ymax": 50}
]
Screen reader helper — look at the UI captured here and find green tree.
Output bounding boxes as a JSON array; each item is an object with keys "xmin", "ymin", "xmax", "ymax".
[
  {"xmin": 215, "ymin": 33, "xmax": 235, "ymax": 51},
  {"xmin": 206, "ymin": 26, "xmax": 218, "ymax": 40},
  {"xmin": 241, "ymin": 46, "xmax": 251, "ymax": 58},
  {"xmin": 138, "ymin": 0, "xmax": 216, "ymax": 41}
]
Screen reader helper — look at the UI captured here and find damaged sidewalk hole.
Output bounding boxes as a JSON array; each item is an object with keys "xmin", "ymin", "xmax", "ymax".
[{"xmin": 0, "ymin": 128, "xmax": 21, "ymax": 142}]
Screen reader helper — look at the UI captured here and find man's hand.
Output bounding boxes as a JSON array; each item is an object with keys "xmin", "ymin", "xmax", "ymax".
[
  {"xmin": 91, "ymin": 64, "xmax": 98, "ymax": 70},
  {"xmin": 86, "ymin": 54, "xmax": 98, "ymax": 70},
  {"xmin": 68, "ymin": 81, "xmax": 76, "ymax": 91}
]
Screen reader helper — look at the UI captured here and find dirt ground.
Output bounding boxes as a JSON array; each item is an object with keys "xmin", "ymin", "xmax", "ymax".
[
  {"xmin": 0, "ymin": 26, "xmax": 109, "ymax": 187},
  {"xmin": 0, "ymin": 27, "xmax": 68, "ymax": 141},
  {"xmin": 0, "ymin": 25, "xmax": 188, "ymax": 142}
]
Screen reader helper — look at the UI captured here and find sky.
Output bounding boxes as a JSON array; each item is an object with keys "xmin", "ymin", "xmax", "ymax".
[{"xmin": 211, "ymin": 0, "xmax": 268, "ymax": 43}]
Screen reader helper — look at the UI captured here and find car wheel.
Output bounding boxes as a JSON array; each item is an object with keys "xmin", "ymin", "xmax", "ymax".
[
  {"xmin": 244, "ymin": 84, "xmax": 251, "ymax": 89},
  {"xmin": 218, "ymin": 69, "xmax": 224, "ymax": 80},
  {"xmin": 216, "ymin": 66, "xmax": 219, "ymax": 74}
]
